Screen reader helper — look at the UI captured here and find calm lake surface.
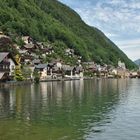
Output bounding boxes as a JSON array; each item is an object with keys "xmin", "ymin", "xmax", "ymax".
[{"xmin": 0, "ymin": 79, "xmax": 140, "ymax": 140}]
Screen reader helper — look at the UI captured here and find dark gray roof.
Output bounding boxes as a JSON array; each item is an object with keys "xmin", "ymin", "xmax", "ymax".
[
  {"xmin": 35, "ymin": 64, "xmax": 47, "ymax": 69},
  {"xmin": 32, "ymin": 59, "xmax": 41, "ymax": 64},
  {"xmin": 76, "ymin": 66, "xmax": 83, "ymax": 72},
  {"xmin": 0, "ymin": 52, "xmax": 9, "ymax": 63},
  {"xmin": 62, "ymin": 65, "xmax": 74, "ymax": 71},
  {"xmin": 48, "ymin": 63, "xmax": 55, "ymax": 67},
  {"xmin": 24, "ymin": 44, "xmax": 34, "ymax": 49}
]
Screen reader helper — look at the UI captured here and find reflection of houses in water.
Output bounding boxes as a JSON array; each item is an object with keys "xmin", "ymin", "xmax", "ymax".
[
  {"xmin": 40, "ymin": 83, "xmax": 48, "ymax": 101},
  {"xmin": 9, "ymin": 88, "xmax": 16, "ymax": 111},
  {"xmin": 55, "ymin": 82, "xmax": 63, "ymax": 103},
  {"xmin": 41, "ymin": 81, "xmax": 85, "ymax": 106},
  {"xmin": 65, "ymin": 81, "xmax": 74, "ymax": 96},
  {"xmin": 46, "ymin": 82, "xmax": 63, "ymax": 105},
  {"xmin": 39, "ymin": 82, "xmax": 63, "ymax": 106},
  {"xmin": 64, "ymin": 80, "xmax": 84, "ymax": 102},
  {"xmin": 0, "ymin": 80, "xmax": 126, "ymax": 139},
  {"xmin": 79, "ymin": 80, "xmax": 84, "ymax": 100}
]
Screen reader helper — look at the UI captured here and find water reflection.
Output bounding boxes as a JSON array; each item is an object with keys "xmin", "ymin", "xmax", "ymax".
[{"xmin": 0, "ymin": 79, "xmax": 137, "ymax": 140}]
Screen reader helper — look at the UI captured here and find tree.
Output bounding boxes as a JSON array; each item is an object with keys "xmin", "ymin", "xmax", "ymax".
[
  {"xmin": 33, "ymin": 69, "xmax": 40, "ymax": 83},
  {"xmin": 14, "ymin": 66, "xmax": 24, "ymax": 81}
]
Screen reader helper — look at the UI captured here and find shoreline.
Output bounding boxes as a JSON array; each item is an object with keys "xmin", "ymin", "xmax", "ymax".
[{"xmin": 0, "ymin": 77, "xmax": 139, "ymax": 88}]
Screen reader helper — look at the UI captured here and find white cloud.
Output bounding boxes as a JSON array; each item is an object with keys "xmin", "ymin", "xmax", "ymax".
[
  {"xmin": 104, "ymin": 33, "xmax": 118, "ymax": 37},
  {"xmin": 80, "ymin": 1, "xmax": 140, "ymax": 33},
  {"xmin": 59, "ymin": 0, "xmax": 140, "ymax": 60},
  {"xmin": 116, "ymin": 39, "xmax": 140, "ymax": 49},
  {"xmin": 114, "ymin": 39, "xmax": 140, "ymax": 60},
  {"xmin": 123, "ymin": 48, "xmax": 140, "ymax": 61}
]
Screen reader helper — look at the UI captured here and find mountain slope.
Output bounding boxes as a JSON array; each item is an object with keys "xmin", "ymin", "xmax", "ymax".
[
  {"xmin": 134, "ymin": 59, "xmax": 140, "ymax": 66},
  {"xmin": 0, "ymin": 0, "xmax": 137, "ymax": 69}
]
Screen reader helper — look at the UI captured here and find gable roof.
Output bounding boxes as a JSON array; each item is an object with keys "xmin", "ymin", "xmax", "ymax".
[
  {"xmin": 0, "ymin": 52, "xmax": 9, "ymax": 63},
  {"xmin": 24, "ymin": 44, "xmax": 34, "ymax": 49},
  {"xmin": 62, "ymin": 65, "xmax": 74, "ymax": 71},
  {"xmin": 32, "ymin": 59, "xmax": 41, "ymax": 64},
  {"xmin": 35, "ymin": 64, "xmax": 47, "ymax": 69},
  {"xmin": 0, "ymin": 52, "xmax": 18, "ymax": 65},
  {"xmin": 75, "ymin": 66, "xmax": 83, "ymax": 72}
]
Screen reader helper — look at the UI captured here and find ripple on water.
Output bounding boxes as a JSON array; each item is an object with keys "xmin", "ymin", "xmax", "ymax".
[{"xmin": 0, "ymin": 79, "xmax": 140, "ymax": 140}]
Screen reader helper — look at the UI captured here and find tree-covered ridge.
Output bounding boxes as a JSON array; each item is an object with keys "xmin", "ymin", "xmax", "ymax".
[{"xmin": 0, "ymin": 0, "xmax": 137, "ymax": 69}]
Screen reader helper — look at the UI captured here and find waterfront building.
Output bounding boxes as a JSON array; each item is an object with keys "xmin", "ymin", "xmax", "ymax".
[{"xmin": 0, "ymin": 52, "xmax": 18, "ymax": 81}]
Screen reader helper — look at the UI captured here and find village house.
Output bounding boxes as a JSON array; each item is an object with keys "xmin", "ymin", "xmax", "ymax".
[
  {"xmin": 23, "ymin": 43, "xmax": 36, "ymax": 51},
  {"xmin": 22, "ymin": 36, "xmax": 34, "ymax": 44},
  {"xmin": 62, "ymin": 65, "xmax": 83, "ymax": 79},
  {"xmin": 62, "ymin": 65, "xmax": 75, "ymax": 78},
  {"xmin": 0, "ymin": 52, "xmax": 18, "ymax": 81},
  {"xmin": 55, "ymin": 60, "xmax": 62, "ymax": 69},
  {"xmin": 13, "ymin": 44, "xmax": 21, "ymax": 51},
  {"xmin": 47, "ymin": 62, "xmax": 55, "ymax": 78},
  {"xmin": 20, "ymin": 54, "xmax": 34, "ymax": 65},
  {"xmin": 99, "ymin": 66, "xmax": 108, "ymax": 77},
  {"xmin": 117, "ymin": 67, "xmax": 129, "ymax": 78},
  {"xmin": 108, "ymin": 61, "xmax": 129, "ymax": 78},
  {"xmin": 32, "ymin": 59, "xmax": 41, "ymax": 65},
  {"xmin": 41, "ymin": 47, "xmax": 54, "ymax": 55},
  {"xmin": 35, "ymin": 64, "xmax": 48, "ymax": 80},
  {"xmin": 21, "ymin": 36, "xmax": 39, "ymax": 53},
  {"xmin": 65, "ymin": 48, "xmax": 74, "ymax": 57},
  {"xmin": 77, "ymin": 56, "xmax": 82, "ymax": 64},
  {"xmin": 75, "ymin": 66, "xmax": 84, "ymax": 78},
  {"xmin": 118, "ymin": 60, "xmax": 126, "ymax": 70},
  {"xmin": 0, "ymin": 32, "xmax": 12, "ymax": 47},
  {"xmin": 46, "ymin": 60, "xmax": 63, "ymax": 79},
  {"xmin": 117, "ymin": 61, "xmax": 129, "ymax": 78},
  {"xmin": 108, "ymin": 67, "xmax": 117, "ymax": 78},
  {"xmin": 137, "ymin": 71, "xmax": 140, "ymax": 78},
  {"xmin": 83, "ymin": 62, "xmax": 97, "ymax": 73},
  {"xmin": 130, "ymin": 71, "xmax": 137, "ymax": 78}
]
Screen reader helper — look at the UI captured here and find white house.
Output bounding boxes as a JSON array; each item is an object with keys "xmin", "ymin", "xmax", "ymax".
[{"xmin": 0, "ymin": 52, "xmax": 18, "ymax": 80}]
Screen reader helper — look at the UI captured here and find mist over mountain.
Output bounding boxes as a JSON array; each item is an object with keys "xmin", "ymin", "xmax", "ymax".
[{"xmin": 134, "ymin": 59, "xmax": 140, "ymax": 66}]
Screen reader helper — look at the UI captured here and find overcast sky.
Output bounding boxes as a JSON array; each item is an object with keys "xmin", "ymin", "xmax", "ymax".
[{"xmin": 58, "ymin": 0, "xmax": 140, "ymax": 61}]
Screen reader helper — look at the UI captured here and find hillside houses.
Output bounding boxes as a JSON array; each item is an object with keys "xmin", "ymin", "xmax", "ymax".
[
  {"xmin": 21, "ymin": 38, "xmax": 53, "ymax": 63},
  {"xmin": 0, "ymin": 33, "xmax": 138, "ymax": 82},
  {"xmin": 65, "ymin": 48, "xmax": 74, "ymax": 57}
]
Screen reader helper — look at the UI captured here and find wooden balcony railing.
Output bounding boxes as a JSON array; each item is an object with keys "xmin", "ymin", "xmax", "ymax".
[{"xmin": 0, "ymin": 63, "xmax": 10, "ymax": 72}]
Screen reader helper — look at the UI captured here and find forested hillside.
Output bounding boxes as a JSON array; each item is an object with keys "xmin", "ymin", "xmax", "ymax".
[{"xmin": 0, "ymin": 0, "xmax": 137, "ymax": 69}]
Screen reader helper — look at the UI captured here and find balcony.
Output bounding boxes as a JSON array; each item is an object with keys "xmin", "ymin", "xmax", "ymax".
[{"xmin": 0, "ymin": 63, "xmax": 10, "ymax": 72}]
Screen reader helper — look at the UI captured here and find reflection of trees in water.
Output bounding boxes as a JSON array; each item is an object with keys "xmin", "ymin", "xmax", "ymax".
[
  {"xmin": 0, "ymin": 79, "xmax": 131, "ymax": 139},
  {"xmin": 0, "ymin": 88, "xmax": 10, "ymax": 118}
]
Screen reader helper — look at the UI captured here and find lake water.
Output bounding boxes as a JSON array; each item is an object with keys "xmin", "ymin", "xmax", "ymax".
[{"xmin": 0, "ymin": 79, "xmax": 140, "ymax": 140}]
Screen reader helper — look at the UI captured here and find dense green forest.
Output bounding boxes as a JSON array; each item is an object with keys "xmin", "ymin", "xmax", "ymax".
[{"xmin": 0, "ymin": 0, "xmax": 137, "ymax": 69}]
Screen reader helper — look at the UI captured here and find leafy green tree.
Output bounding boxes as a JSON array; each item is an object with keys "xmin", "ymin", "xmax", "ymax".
[
  {"xmin": 14, "ymin": 66, "xmax": 24, "ymax": 81},
  {"xmin": 33, "ymin": 69, "xmax": 40, "ymax": 83},
  {"xmin": 22, "ymin": 66, "xmax": 32, "ymax": 80},
  {"xmin": 0, "ymin": 0, "xmax": 137, "ymax": 69}
]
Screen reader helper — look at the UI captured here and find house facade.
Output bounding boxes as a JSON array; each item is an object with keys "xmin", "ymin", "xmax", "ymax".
[{"xmin": 0, "ymin": 52, "xmax": 18, "ymax": 81}]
